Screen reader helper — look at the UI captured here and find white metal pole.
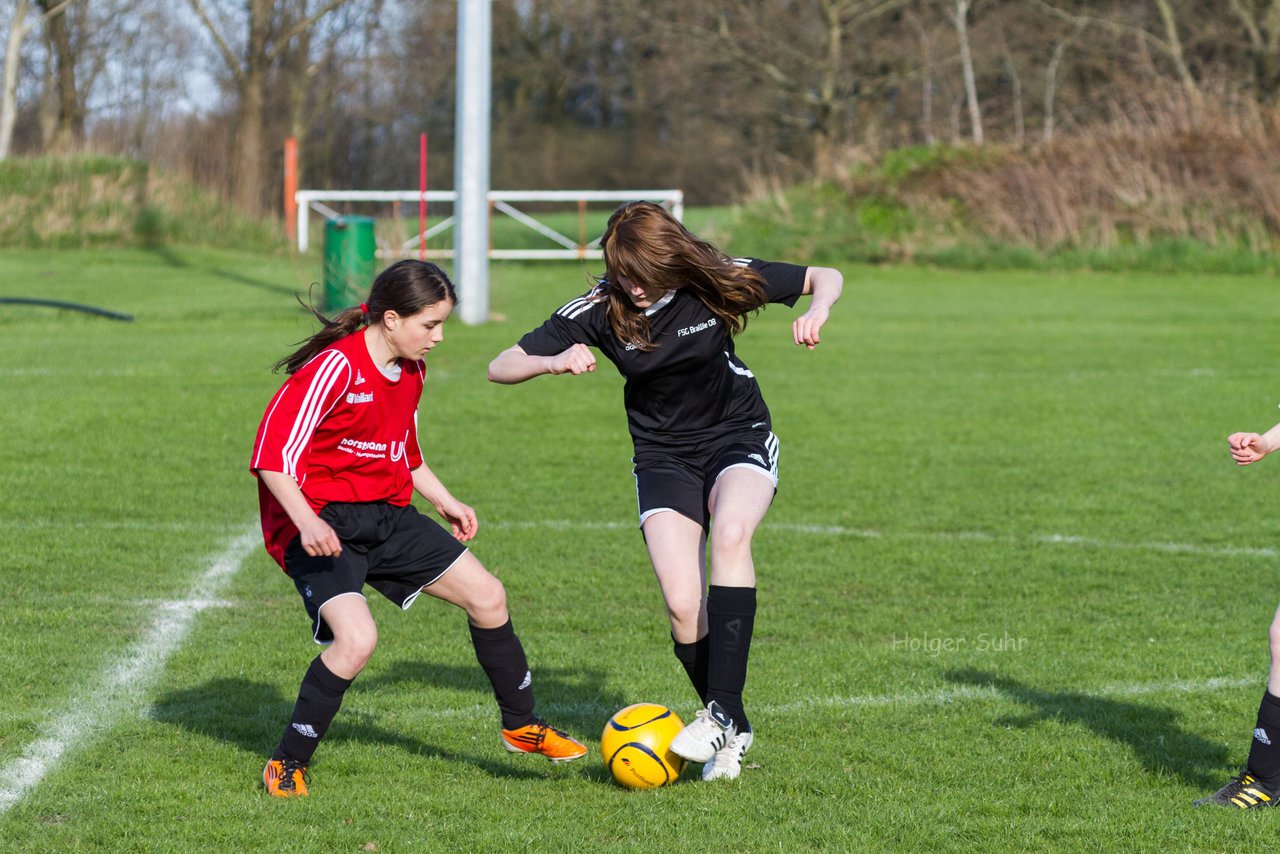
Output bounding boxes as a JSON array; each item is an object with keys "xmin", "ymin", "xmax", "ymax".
[{"xmin": 454, "ymin": 0, "xmax": 491, "ymax": 325}]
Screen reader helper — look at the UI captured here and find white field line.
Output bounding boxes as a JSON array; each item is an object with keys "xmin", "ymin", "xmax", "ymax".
[
  {"xmin": 0, "ymin": 519, "xmax": 243, "ymax": 534},
  {"xmin": 0, "ymin": 528, "xmax": 259, "ymax": 816},
  {"xmin": 488, "ymin": 520, "xmax": 1279, "ymax": 560},
  {"xmin": 758, "ymin": 675, "xmax": 1259, "ymax": 715},
  {"xmin": 2, "ymin": 517, "xmax": 1273, "ymax": 560},
  {"xmin": 374, "ymin": 674, "xmax": 1260, "ymax": 723}
]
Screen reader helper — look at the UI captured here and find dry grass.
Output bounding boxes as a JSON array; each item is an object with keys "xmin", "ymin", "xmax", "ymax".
[{"xmin": 865, "ymin": 89, "xmax": 1280, "ymax": 253}]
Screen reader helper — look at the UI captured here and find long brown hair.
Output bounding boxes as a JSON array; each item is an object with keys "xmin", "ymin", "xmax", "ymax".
[
  {"xmin": 274, "ymin": 260, "xmax": 457, "ymax": 374},
  {"xmin": 598, "ymin": 201, "xmax": 766, "ymax": 351}
]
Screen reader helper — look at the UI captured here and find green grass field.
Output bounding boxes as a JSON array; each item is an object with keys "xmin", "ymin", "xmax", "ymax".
[{"xmin": 2, "ymin": 245, "xmax": 1280, "ymax": 851}]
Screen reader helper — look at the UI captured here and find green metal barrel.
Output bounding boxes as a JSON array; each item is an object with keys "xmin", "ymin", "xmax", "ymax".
[{"xmin": 322, "ymin": 216, "xmax": 376, "ymax": 311}]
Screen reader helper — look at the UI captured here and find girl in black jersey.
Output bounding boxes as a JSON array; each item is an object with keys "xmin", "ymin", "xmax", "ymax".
[
  {"xmin": 488, "ymin": 201, "xmax": 843, "ymax": 780},
  {"xmin": 1193, "ymin": 421, "xmax": 1280, "ymax": 809}
]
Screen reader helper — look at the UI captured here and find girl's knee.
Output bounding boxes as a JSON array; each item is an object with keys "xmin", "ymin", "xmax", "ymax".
[
  {"xmin": 467, "ymin": 576, "xmax": 509, "ymax": 624},
  {"xmin": 710, "ymin": 519, "xmax": 753, "ymax": 556},
  {"xmin": 333, "ymin": 624, "xmax": 378, "ymax": 670},
  {"xmin": 665, "ymin": 594, "xmax": 703, "ymax": 630}
]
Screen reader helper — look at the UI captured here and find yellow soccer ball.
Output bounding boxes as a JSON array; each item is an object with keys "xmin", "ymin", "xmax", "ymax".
[{"xmin": 601, "ymin": 703, "xmax": 686, "ymax": 789}]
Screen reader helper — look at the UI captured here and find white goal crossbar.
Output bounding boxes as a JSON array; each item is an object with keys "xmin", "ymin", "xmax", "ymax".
[{"xmin": 295, "ymin": 189, "xmax": 684, "ymax": 257}]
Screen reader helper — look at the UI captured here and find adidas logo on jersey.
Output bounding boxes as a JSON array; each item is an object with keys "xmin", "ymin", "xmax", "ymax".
[
  {"xmin": 354, "ymin": 370, "xmax": 366, "ymax": 386},
  {"xmin": 749, "ymin": 453, "xmax": 766, "ymax": 465},
  {"xmin": 1256, "ymin": 727, "xmax": 1272, "ymax": 745},
  {"xmin": 292, "ymin": 723, "xmax": 319, "ymax": 738}
]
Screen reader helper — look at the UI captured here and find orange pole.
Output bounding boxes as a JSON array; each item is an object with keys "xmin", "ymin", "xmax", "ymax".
[{"xmin": 283, "ymin": 137, "xmax": 298, "ymax": 245}]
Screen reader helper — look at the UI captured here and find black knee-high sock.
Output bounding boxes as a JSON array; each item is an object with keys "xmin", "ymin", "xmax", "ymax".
[
  {"xmin": 275, "ymin": 655, "xmax": 353, "ymax": 764},
  {"xmin": 1247, "ymin": 691, "xmax": 1280, "ymax": 785},
  {"xmin": 705, "ymin": 585, "xmax": 756, "ymax": 733},
  {"xmin": 672, "ymin": 633, "xmax": 710, "ymax": 703},
  {"xmin": 470, "ymin": 619, "xmax": 536, "ymax": 729}
]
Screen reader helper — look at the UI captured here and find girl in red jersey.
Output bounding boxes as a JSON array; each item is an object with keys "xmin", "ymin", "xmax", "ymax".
[{"xmin": 251, "ymin": 260, "xmax": 585, "ymax": 797}]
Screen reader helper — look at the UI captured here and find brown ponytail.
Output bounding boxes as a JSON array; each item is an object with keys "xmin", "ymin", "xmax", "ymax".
[{"xmin": 274, "ymin": 260, "xmax": 457, "ymax": 374}]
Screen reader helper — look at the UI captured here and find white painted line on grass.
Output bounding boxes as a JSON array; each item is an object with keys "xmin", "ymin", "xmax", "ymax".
[
  {"xmin": 487, "ymin": 519, "xmax": 1279, "ymax": 560},
  {"xmin": 0, "ymin": 527, "xmax": 259, "ymax": 816},
  {"xmin": 5, "ymin": 518, "xmax": 1273, "ymax": 560},
  {"xmin": 0, "ymin": 519, "xmax": 241, "ymax": 534},
  {"xmin": 392, "ymin": 674, "xmax": 1260, "ymax": 723},
  {"xmin": 760, "ymin": 675, "xmax": 1260, "ymax": 714}
]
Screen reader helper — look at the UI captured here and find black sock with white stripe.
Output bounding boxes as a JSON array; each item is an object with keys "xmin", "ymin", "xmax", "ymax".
[
  {"xmin": 275, "ymin": 655, "xmax": 353, "ymax": 764},
  {"xmin": 673, "ymin": 633, "xmax": 710, "ymax": 703},
  {"xmin": 1247, "ymin": 691, "xmax": 1280, "ymax": 786},
  {"xmin": 470, "ymin": 619, "xmax": 537, "ymax": 729},
  {"xmin": 706, "ymin": 585, "xmax": 756, "ymax": 733}
]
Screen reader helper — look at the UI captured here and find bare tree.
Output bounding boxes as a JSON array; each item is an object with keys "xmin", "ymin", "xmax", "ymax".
[
  {"xmin": 1227, "ymin": 0, "xmax": 1280, "ymax": 101},
  {"xmin": 1, "ymin": 0, "xmax": 77, "ymax": 159},
  {"xmin": 1042, "ymin": 17, "xmax": 1084, "ymax": 140},
  {"xmin": 1034, "ymin": 0, "xmax": 1203, "ymax": 108},
  {"xmin": 905, "ymin": 10, "xmax": 940, "ymax": 144},
  {"xmin": 944, "ymin": 0, "xmax": 984, "ymax": 144},
  {"xmin": 637, "ymin": 0, "xmax": 909, "ymax": 178},
  {"xmin": 187, "ymin": 0, "xmax": 352, "ymax": 212},
  {"xmin": 36, "ymin": 0, "xmax": 81, "ymax": 151}
]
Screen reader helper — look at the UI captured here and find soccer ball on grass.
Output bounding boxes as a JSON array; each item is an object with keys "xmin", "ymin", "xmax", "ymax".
[{"xmin": 600, "ymin": 703, "xmax": 686, "ymax": 789}]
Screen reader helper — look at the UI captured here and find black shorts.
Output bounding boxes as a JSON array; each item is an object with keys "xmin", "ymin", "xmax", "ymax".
[
  {"xmin": 283, "ymin": 501, "xmax": 468, "ymax": 644},
  {"xmin": 632, "ymin": 426, "xmax": 779, "ymax": 530}
]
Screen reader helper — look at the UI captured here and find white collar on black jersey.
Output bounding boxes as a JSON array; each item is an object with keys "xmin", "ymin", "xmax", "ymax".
[{"xmin": 644, "ymin": 290, "xmax": 676, "ymax": 316}]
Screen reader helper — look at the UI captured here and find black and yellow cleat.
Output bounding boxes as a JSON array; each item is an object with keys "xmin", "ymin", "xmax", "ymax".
[
  {"xmin": 263, "ymin": 757, "xmax": 310, "ymax": 798},
  {"xmin": 1194, "ymin": 772, "xmax": 1277, "ymax": 809}
]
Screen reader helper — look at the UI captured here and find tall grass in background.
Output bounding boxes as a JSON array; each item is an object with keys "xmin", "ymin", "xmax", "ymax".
[
  {"xmin": 725, "ymin": 97, "xmax": 1280, "ymax": 274},
  {"xmin": 0, "ymin": 157, "xmax": 280, "ymax": 251}
]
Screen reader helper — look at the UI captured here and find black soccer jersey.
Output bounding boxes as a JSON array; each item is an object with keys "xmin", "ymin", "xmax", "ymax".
[{"xmin": 517, "ymin": 258, "xmax": 807, "ymax": 450}]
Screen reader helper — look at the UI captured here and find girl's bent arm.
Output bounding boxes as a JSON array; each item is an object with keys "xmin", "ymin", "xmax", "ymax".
[
  {"xmin": 794, "ymin": 266, "xmax": 844, "ymax": 350},
  {"xmin": 411, "ymin": 464, "xmax": 478, "ymax": 541},
  {"xmin": 488, "ymin": 343, "xmax": 596, "ymax": 384},
  {"xmin": 257, "ymin": 469, "xmax": 342, "ymax": 557}
]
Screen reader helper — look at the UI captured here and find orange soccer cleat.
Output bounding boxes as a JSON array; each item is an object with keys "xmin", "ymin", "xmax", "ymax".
[
  {"xmin": 263, "ymin": 757, "xmax": 310, "ymax": 797},
  {"xmin": 501, "ymin": 719, "xmax": 588, "ymax": 763}
]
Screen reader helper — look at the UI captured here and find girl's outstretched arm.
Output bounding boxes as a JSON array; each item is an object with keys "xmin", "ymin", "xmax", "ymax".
[
  {"xmin": 488, "ymin": 343, "xmax": 597, "ymax": 384},
  {"xmin": 1229, "ymin": 422, "xmax": 1280, "ymax": 465}
]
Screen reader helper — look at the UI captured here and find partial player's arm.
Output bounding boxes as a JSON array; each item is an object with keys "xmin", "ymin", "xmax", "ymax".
[
  {"xmin": 1229, "ymin": 421, "xmax": 1280, "ymax": 465},
  {"xmin": 487, "ymin": 343, "xmax": 597, "ymax": 384},
  {"xmin": 412, "ymin": 463, "xmax": 478, "ymax": 541},
  {"xmin": 258, "ymin": 469, "xmax": 342, "ymax": 557},
  {"xmin": 793, "ymin": 266, "xmax": 843, "ymax": 350}
]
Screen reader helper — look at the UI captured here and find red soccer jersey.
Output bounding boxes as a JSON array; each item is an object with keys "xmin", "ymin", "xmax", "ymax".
[{"xmin": 250, "ymin": 330, "xmax": 427, "ymax": 569}]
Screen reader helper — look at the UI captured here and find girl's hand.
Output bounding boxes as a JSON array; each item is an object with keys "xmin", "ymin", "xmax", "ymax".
[
  {"xmin": 1229, "ymin": 432, "xmax": 1271, "ymax": 466},
  {"xmin": 436, "ymin": 498, "xmax": 479, "ymax": 542},
  {"xmin": 793, "ymin": 306, "xmax": 829, "ymax": 350},
  {"xmin": 298, "ymin": 515, "xmax": 342, "ymax": 557},
  {"xmin": 549, "ymin": 343, "xmax": 597, "ymax": 375}
]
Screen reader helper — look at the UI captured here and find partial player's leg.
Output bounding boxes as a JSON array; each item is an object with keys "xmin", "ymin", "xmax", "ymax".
[
  {"xmin": 635, "ymin": 457, "xmax": 714, "ymax": 702},
  {"xmin": 266, "ymin": 592, "xmax": 373, "ymax": 797},
  {"xmin": 420, "ymin": 551, "xmax": 586, "ymax": 762},
  {"xmin": 1196, "ymin": 602, "xmax": 1280, "ymax": 808},
  {"xmin": 676, "ymin": 464, "xmax": 775, "ymax": 777}
]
